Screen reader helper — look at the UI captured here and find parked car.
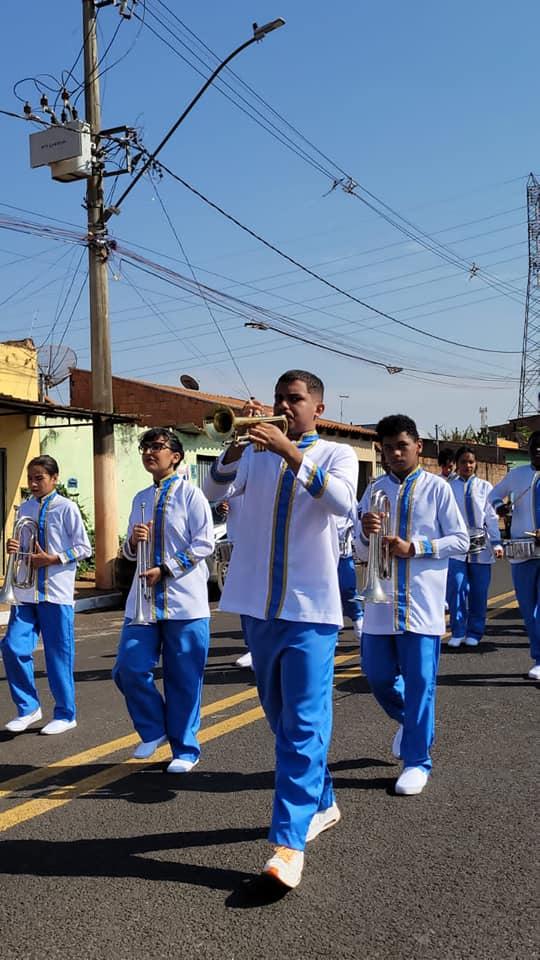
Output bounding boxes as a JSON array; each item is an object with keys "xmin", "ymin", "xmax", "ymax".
[{"xmin": 206, "ymin": 520, "xmax": 231, "ymax": 594}]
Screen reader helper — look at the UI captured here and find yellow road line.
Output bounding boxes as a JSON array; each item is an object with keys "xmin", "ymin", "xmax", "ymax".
[
  {"xmin": 0, "ymin": 652, "xmax": 358, "ymax": 802},
  {"xmin": 0, "ymin": 705, "xmax": 266, "ymax": 835},
  {"xmin": 0, "ymin": 687, "xmax": 260, "ymax": 800}
]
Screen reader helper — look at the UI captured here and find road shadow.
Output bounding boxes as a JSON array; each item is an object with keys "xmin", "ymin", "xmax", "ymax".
[{"xmin": 0, "ymin": 826, "xmax": 266, "ymax": 891}]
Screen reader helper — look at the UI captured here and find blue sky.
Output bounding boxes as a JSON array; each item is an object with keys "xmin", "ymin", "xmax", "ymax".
[{"xmin": 0, "ymin": 1, "xmax": 536, "ymax": 432}]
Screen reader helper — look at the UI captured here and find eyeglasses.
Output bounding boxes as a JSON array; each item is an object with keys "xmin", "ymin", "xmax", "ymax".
[{"xmin": 138, "ymin": 442, "xmax": 171, "ymax": 454}]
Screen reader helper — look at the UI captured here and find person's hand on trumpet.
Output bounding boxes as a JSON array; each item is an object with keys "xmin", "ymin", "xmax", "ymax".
[
  {"xmin": 361, "ymin": 512, "xmax": 415, "ymax": 558},
  {"xmin": 130, "ymin": 520, "xmax": 162, "ymax": 586},
  {"xmin": 6, "ymin": 537, "xmax": 20, "ymax": 555}
]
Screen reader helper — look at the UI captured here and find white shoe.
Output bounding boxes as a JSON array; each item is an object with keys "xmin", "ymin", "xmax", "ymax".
[
  {"xmin": 262, "ymin": 846, "xmax": 304, "ymax": 889},
  {"xmin": 40, "ymin": 718, "xmax": 77, "ymax": 736},
  {"xmin": 447, "ymin": 636, "xmax": 463, "ymax": 648},
  {"xmin": 391, "ymin": 724, "xmax": 403, "ymax": 759},
  {"xmin": 235, "ymin": 651, "xmax": 253, "ymax": 669},
  {"xmin": 465, "ymin": 637, "xmax": 479, "ymax": 647},
  {"xmin": 132, "ymin": 735, "xmax": 167, "ymax": 759},
  {"xmin": 166, "ymin": 758, "xmax": 199, "ymax": 774},
  {"xmin": 5, "ymin": 708, "xmax": 42, "ymax": 733},
  {"xmin": 395, "ymin": 767, "xmax": 429, "ymax": 796},
  {"xmin": 528, "ymin": 664, "xmax": 540, "ymax": 681},
  {"xmin": 352, "ymin": 619, "xmax": 363, "ymax": 641},
  {"xmin": 306, "ymin": 802, "xmax": 341, "ymax": 842}
]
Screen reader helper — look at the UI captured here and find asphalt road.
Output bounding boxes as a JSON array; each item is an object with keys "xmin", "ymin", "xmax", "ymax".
[{"xmin": 0, "ymin": 562, "xmax": 538, "ymax": 960}]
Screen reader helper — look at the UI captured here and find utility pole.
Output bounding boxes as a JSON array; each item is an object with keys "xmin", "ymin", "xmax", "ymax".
[{"xmin": 83, "ymin": 0, "xmax": 118, "ymax": 589}]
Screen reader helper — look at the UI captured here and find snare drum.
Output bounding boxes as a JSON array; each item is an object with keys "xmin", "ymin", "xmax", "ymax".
[
  {"xmin": 468, "ymin": 527, "xmax": 486, "ymax": 555},
  {"xmin": 502, "ymin": 538, "xmax": 537, "ymax": 560}
]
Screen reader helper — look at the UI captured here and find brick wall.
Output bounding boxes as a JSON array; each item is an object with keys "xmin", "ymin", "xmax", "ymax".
[{"xmin": 420, "ymin": 455, "xmax": 507, "ymax": 486}]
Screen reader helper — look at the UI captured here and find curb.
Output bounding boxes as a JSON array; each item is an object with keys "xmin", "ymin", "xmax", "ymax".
[{"xmin": 0, "ymin": 591, "xmax": 123, "ymax": 626}]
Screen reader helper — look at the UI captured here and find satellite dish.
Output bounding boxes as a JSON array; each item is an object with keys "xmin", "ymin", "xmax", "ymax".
[
  {"xmin": 180, "ymin": 374, "xmax": 199, "ymax": 391},
  {"xmin": 37, "ymin": 345, "xmax": 77, "ymax": 398}
]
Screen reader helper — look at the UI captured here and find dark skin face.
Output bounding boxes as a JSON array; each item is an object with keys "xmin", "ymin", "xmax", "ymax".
[
  {"xmin": 273, "ymin": 378, "xmax": 325, "ymax": 440},
  {"xmin": 457, "ymin": 453, "xmax": 476, "ymax": 479},
  {"xmin": 381, "ymin": 431, "xmax": 423, "ymax": 480}
]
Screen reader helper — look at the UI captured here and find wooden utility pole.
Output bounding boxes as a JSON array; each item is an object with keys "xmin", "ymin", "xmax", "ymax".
[{"xmin": 82, "ymin": 0, "xmax": 118, "ymax": 589}]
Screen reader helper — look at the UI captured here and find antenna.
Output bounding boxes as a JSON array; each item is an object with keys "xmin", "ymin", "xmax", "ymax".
[{"xmin": 37, "ymin": 345, "xmax": 77, "ymax": 399}]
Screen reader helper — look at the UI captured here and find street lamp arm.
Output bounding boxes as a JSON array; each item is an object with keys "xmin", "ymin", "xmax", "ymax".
[{"xmin": 104, "ymin": 20, "xmax": 284, "ymax": 221}]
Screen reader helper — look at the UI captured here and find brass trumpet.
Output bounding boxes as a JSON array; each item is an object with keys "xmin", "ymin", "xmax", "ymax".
[
  {"xmin": 359, "ymin": 487, "xmax": 393, "ymax": 605},
  {"xmin": 203, "ymin": 405, "xmax": 288, "ymax": 450},
  {"xmin": 0, "ymin": 508, "xmax": 39, "ymax": 605},
  {"xmin": 130, "ymin": 502, "xmax": 154, "ymax": 626}
]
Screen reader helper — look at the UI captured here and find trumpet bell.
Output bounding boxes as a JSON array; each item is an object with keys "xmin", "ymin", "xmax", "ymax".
[
  {"xmin": 359, "ymin": 580, "xmax": 392, "ymax": 604},
  {"xmin": 203, "ymin": 404, "xmax": 288, "ymax": 447},
  {"xmin": 0, "ymin": 577, "xmax": 17, "ymax": 605}
]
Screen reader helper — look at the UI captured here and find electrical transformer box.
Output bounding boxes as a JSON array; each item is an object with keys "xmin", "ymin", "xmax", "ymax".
[{"xmin": 29, "ymin": 121, "xmax": 92, "ymax": 181}]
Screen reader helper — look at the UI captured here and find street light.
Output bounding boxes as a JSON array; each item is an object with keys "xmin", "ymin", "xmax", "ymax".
[
  {"xmin": 339, "ymin": 394, "xmax": 349, "ymax": 423},
  {"xmin": 104, "ymin": 18, "xmax": 285, "ymax": 220}
]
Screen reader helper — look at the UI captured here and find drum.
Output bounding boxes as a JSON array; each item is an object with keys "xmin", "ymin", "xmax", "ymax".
[
  {"xmin": 502, "ymin": 538, "xmax": 537, "ymax": 560},
  {"xmin": 468, "ymin": 527, "xmax": 486, "ymax": 555}
]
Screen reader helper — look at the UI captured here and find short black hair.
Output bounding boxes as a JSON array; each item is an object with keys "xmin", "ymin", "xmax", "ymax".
[
  {"xmin": 528, "ymin": 430, "xmax": 540, "ymax": 448},
  {"xmin": 376, "ymin": 414, "xmax": 419, "ymax": 443},
  {"xmin": 276, "ymin": 369, "xmax": 324, "ymax": 399},
  {"xmin": 138, "ymin": 427, "xmax": 184, "ymax": 460},
  {"xmin": 437, "ymin": 447, "xmax": 455, "ymax": 467},
  {"xmin": 454, "ymin": 445, "xmax": 476, "ymax": 465},
  {"xmin": 27, "ymin": 455, "xmax": 59, "ymax": 477}
]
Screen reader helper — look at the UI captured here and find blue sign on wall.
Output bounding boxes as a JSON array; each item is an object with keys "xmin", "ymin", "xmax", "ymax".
[{"xmin": 67, "ymin": 477, "xmax": 78, "ymax": 490}]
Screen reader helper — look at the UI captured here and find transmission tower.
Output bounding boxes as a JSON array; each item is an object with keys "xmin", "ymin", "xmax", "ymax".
[{"xmin": 518, "ymin": 173, "xmax": 540, "ymax": 417}]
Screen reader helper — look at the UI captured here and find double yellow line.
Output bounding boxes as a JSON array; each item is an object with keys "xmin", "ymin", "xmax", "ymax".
[{"xmin": 0, "ymin": 591, "xmax": 518, "ymax": 835}]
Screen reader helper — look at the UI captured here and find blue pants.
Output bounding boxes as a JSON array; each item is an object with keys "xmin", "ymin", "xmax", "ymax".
[
  {"xmin": 362, "ymin": 632, "xmax": 441, "ymax": 772},
  {"xmin": 1, "ymin": 602, "xmax": 75, "ymax": 721},
  {"xmin": 243, "ymin": 615, "xmax": 338, "ymax": 851},
  {"xmin": 447, "ymin": 559, "xmax": 491, "ymax": 641},
  {"xmin": 338, "ymin": 555, "xmax": 364, "ymax": 623},
  {"xmin": 511, "ymin": 560, "xmax": 540, "ymax": 664},
  {"xmin": 113, "ymin": 617, "xmax": 210, "ymax": 761}
]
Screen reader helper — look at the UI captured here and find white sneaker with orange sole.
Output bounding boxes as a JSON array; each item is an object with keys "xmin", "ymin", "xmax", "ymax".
[{"xmin": 262, "ymin": 846, "xmax": 304, "ymax": 889}]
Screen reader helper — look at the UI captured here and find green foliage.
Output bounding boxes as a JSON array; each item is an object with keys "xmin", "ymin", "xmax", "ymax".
[{"xmin": 430, "ymin": 425, "xmax": 493, "ymax": 444}]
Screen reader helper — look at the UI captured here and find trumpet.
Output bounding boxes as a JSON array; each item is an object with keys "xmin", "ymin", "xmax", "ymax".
[
  {"xmin": 0, "ymin": 508, "xmax": 39, "ymax": 605},
  {"xmin": 203, "ymin": 404, "xmax": 288, "ymax": 450},
  {"xmin": 130, "ymin": 502, "xmax": 154, "ymax": 626},
  {"xmin": 359, "ymin": 487, "xmax": 392, "ymax": 605}
]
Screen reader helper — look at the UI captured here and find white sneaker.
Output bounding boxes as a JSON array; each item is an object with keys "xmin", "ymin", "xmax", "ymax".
[
  {"xmin": 5, "ymin": 708, "xmax": 42, "ymax": 733},
  {"xmin": 447, "ymin": 636, "xmax": 463, "ymax": 648},
  {"xmin": 395, "ymin": 767, "xmax": 429, "ymax": 796},
  {"xmin": 528, "ymin": 664, "xmax": 540, "ymax": 681},
  {"xmin": 465, "ymin": 637, "xmax": 479, "ymax": 647},
  {"xmin": 132, "ymin": 734, "xmax": 167, "ymax": 759},
  {"xmin": 166, "ymin": 758, "xmax": 199, "ymax": 774},
  {"xmin": 262, "ymin": 846, "xmax": 304, "ymax": 889},
  {"xmin": 391, "ymin": 724, "xmax": 403, "ymax": 759},
  {"xmin": 352, "ymin": 619, "xmax": 363, "ymax": 641},
  {"xmin": 235, "ymin": 651, "xmax": 253, "ymax": 669},
  {"xmin": 40, "ymin": 719, "xmax": 77, "ymax": 736},
  {"xmin": 306, "ymin": 802, "xmax": 341, "ymax": 842}
]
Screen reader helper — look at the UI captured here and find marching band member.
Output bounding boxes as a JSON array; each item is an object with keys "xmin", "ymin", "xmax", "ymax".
[
  {"xmin": 438, "ymin": 448, "xmax": 456, "ymax": 480},
  {"xmin": 337, "ymin": 511, "xmax": 363, "ymax": 641},
  {"xmin": 488, "ymin": 431, "xmax": 540, "ymax": 681},
  {"xmin": 447, "ymin": 446, "xmax": 503, "ymax": 648},
  {"xmin": 358, "ymin": 415, "xmax": 468, "ymax": 795},
  {"xmin": 1, "ymin": 456, "xmax": 91, "ymax": 734},
  {"xmin": 113, "ymin": 428, "xmax": 214, "ymax": 772},
  {"xmin": 204, "ymin": 370, "xmax": 358, "ymax": 890}
]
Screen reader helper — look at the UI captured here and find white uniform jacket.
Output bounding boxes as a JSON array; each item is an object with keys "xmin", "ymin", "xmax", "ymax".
[
  {"xmin": 448, "ymin": 475, "xmax": 501, "ymax": 565},
  {"xmin": 488, "ymin": 464, "xmax": 540, "ymax": 564},
  {"xmin": 123, "ymin": 474, "xmax": 214, "ymax": 621},
  {"xmin": 14, "ymin": 492, "xmax": 92, "ymax": 606},
  {"xmin": 356, "ymin": 468, "xmax": 469, "ymax": 636},
  {"xmin": 203, "ymin": 431, "xmax": 358, "ymax": 626}
]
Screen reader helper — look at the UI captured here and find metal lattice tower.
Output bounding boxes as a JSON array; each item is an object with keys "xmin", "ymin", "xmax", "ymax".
[{"xmin": 518, "ymin": 173, "xmax": 540, "ymax": 416}]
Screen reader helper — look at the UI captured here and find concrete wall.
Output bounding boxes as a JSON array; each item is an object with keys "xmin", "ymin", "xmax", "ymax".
[{"xmin": 0, "ymin": 340, "xmax": 41, "ymax": 572}]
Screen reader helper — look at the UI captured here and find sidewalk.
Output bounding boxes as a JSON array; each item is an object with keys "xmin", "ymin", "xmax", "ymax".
[{"xmin": 0, "ymin": 579, "xmax": 123, "ymax": 626}]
